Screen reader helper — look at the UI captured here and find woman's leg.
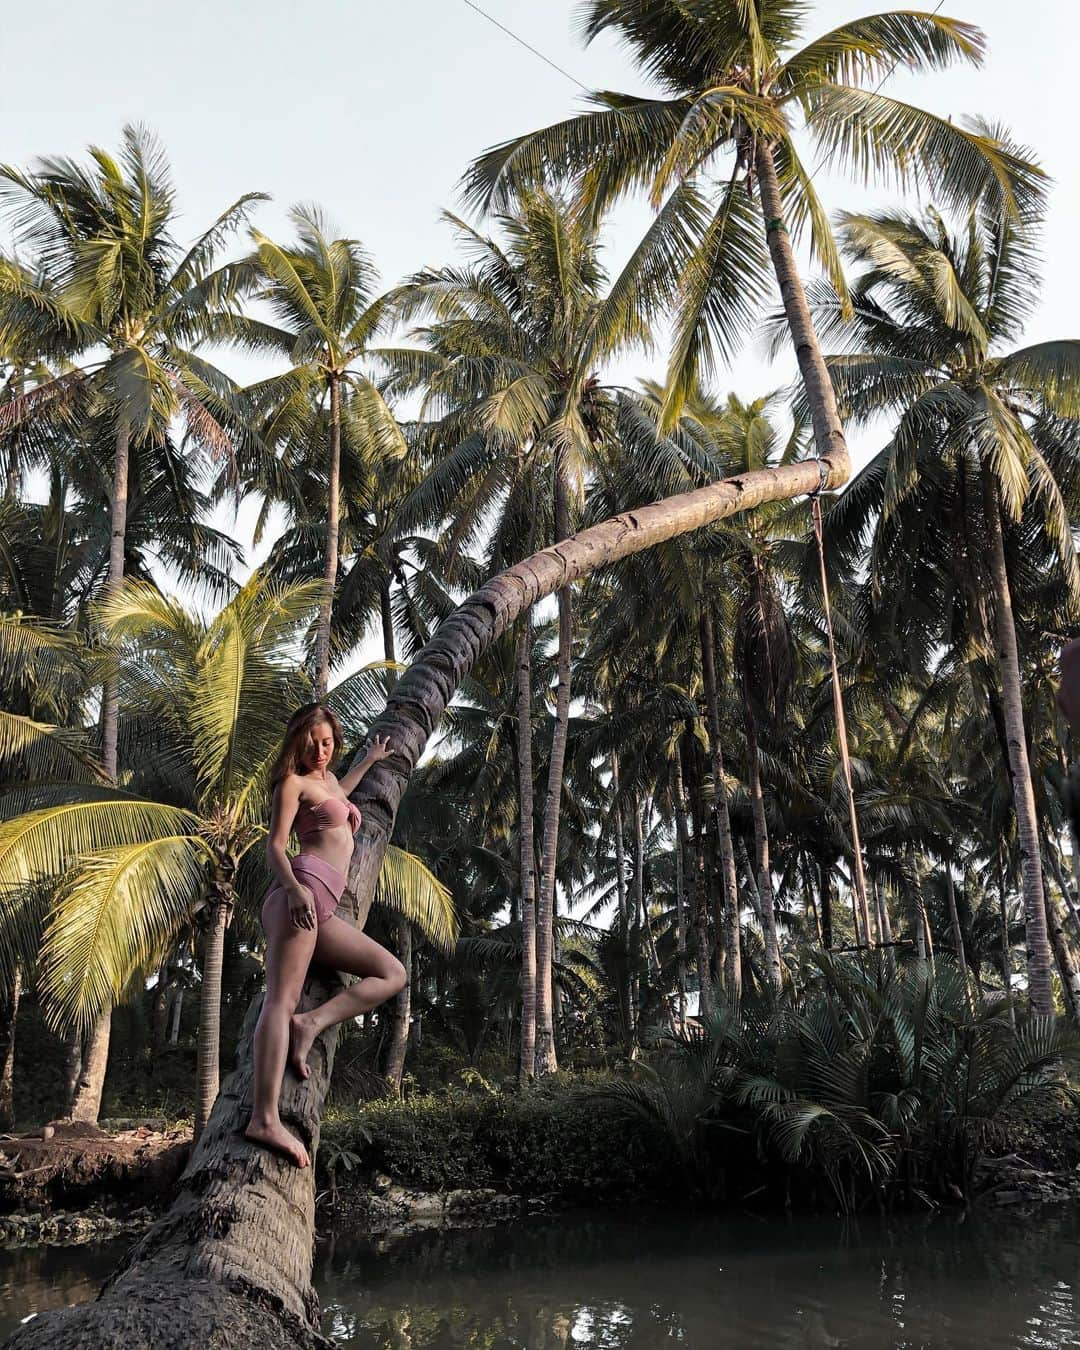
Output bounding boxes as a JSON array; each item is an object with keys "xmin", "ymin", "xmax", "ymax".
[
  {"xmin": 244, "ymin": 889, "xmax": 317, "ymax": 1167},
  {"xmin": 288, "ymin": 918, "xmax": 407, "ymax": 1080}
]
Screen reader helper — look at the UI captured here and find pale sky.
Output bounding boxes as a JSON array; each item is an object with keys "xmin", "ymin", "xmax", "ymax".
[{"xmin": 4, "ymin": 0, "xmax": 1078, "ymax": 648}]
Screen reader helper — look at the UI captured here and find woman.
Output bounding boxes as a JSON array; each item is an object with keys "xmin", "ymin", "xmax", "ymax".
[{"xmin": 244, "ymin": 703, "xmax": 405, "ymax": 1168}]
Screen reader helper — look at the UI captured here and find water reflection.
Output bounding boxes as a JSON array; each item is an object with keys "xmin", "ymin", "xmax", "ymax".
[
  {"xmin": 314, "ymin": 1209, "xmax": 1080, "ymax": 1349},
  {"xmin": 0, "ymin": 1238, "xmax": 127, "ymax": 1339}
]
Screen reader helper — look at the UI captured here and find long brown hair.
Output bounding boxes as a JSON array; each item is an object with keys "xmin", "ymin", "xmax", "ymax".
[{"xmin": 270, "ymin": 703, "xmax": 344, "ymax": 787}]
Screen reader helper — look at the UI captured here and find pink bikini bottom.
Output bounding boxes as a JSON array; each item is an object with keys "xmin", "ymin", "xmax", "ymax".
[{"xmin": 269, "ymin": 853, "xmax": 347, "ymax": 924}]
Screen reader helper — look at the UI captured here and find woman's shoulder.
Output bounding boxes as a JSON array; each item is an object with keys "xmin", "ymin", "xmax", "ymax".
[{"xmin": 274, "ymin": 773, "xmax": 306, "ymax": 798}]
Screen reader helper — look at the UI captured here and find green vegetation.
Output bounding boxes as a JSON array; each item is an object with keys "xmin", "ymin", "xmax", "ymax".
[{"xmin": 0, "ymin": 2, "xmax": 1078, "ymax": 1221}]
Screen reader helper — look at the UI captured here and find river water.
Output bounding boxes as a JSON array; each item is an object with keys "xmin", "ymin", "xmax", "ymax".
[{"xmin": 2, "ymin": 1207, "xmax": 1079, "ymax": 1347}]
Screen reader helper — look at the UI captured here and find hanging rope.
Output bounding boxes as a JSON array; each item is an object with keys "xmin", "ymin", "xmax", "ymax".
[{"xmin": 810, "ymin": 473, "xmax": 874, "ymax": 949}]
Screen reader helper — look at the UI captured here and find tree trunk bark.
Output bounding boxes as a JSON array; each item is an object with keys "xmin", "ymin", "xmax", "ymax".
[
  {"xmin": 1045, "ymin": 881, "xmax": 1080, "ymax": 1020},
  {"xmin": 195, "ymin": 896, "xmax": 230, "ymax": 1141},
  {"xmin": 0, "ymin": 964, "xmax": 21, "ymax": 1130},
  {"xmin": 945, "ymin": 866, "xmax": 969, "ymax": 984},
  {"xmin": 612, "ymin": 754, "xmax": 635, "ymax": 1048},
  {"xmin": 874, "ymin": 879, "xmax": 896, "ymax": 975},
  {"xmin": 515, "ymin": 622, "xmax": 538, "ymax": 1082},
  {"xmin": 384, "ymin": 916, "xmax": 412, "ymax": 1093},
  {"xmin": 744, "ymin": 703, "xmax": 782, "ymax": 993},
  {"xmin": 314, "ymin": 374, "xmax": 342, "ymax": 699},
  {"xmin": 692, "ymin": 805, "xmax": 715, "ymax": 1019},
  {"xmin": 819, "ymin": 857, "xmax": 833, "ymax": 951},
  {"xmin": 62, "ymin": 1026, "xmax": 82, "ymax": 1112},
  {"xmin": 672, "ymin": 750, "xmax": 690, "ymax": 1026},
  {"xmin": 982, "ymin": 462, "xmax": 1053, "ymax": 1014},
  {"xmin": 534, "ymin": 458, "xmax": 573, "ymax": 1075},
  {"xmin": 101, "ymin": 420, "xmax": 130, "ymax": 781},
  {"xmin": 379, "ymin": 577, "xmax": 397, "ymax": 666},
  {"xmin": 31, "ymin": 441, "xmax": 848, "ymax": 1346},
  {"xmin": 699, "ymin": 608, "xmax": 741, "ymax": 1009},
  {"xmin": 70, "ymin": 1011, "xmax": 111, "ymax": 1123}
]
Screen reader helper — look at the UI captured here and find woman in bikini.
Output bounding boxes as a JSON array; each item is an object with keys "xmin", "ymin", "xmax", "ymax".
[{"xmin": 244, "ymin": 703, "xmax": 406, "ymax": 1168}]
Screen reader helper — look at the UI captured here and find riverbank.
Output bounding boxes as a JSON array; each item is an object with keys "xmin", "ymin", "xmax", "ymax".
[{"xmin": 1, "ymin": 1079, "xmax": 1079, "ymax": 1248}]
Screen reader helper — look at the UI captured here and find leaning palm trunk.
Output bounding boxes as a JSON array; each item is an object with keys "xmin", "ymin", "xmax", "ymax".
[
  {"xmin": 515, "ymin": 622, "xmax": 538, "ymax": 1082},
  {"xmin": 69, "ymin": 1012, "xmax": 111, "ymax": 1124},
  {"xmin": 1045, "ymin": 884, "xmax": 1080, "ymax": 1020},
  {"xmin": 699, "ymin": 607, "xmax": 741, "ymax": 1008},
  {"xmin": 534, "ymin": 460, "xmax": 573, "ymax": 1074},
  {"xmin": 313, "ymin": 374, "xmax": 342, "ymax": 698},
  {"xmin": 982, "ymin": 463, "xmax": 1053, "ymax": 1014},
  {"xmin": 10, "ymin": 450, "xmax": 848, "ymax": 1349}
]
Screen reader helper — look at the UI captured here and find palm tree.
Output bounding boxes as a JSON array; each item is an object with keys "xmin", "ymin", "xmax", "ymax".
[
  {"xmin": 0, "ymin": 128, "xmax": 265, "ymax": 1114},
  {"xmin": 390, "ymin": 192, "xmax": 667, "ymax": 1072},
  {"xmin": 0, "ymin": 574, "xmax": 456, "ymax": 1135},
  {"xmin": 463, "ymin": 2, "xmax": 1043, "ymax": 489},
  {"xmin": 817, "ymin": 205, "xmax": 1080, "ymax": 1013},
  {"xmin": 225, "ymin": 206, "xmax": 409, "ymax": 696}
]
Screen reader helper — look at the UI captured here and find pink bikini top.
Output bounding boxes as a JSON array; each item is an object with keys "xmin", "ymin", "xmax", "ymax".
[{"xmin": 294, "ymin": 794, "xmax": 362, "ymax": 842}]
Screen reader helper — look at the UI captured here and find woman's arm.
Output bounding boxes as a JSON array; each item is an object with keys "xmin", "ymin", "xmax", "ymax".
[
  {"xmin": 337, "ymin": 734, "xmax": 393, "ymax": 797},
  {"xmin": 266, "ymin": 778, "xmax": 317, "ymax": 930}
]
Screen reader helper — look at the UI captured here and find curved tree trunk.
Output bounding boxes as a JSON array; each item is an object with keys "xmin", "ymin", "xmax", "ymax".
[
  {"xmin": 534, "ymin": 458, "xmax": 573, "ymax": 1075},
  {"xmin": 16, "ymin": 450, "xmax": 848, "ymax": 1347},
  {"xmin": 314, "ymin": 373, "xmax": 342, "ymax": 699},
  {"xmin": 699, "ymin": 607, "xmax": 742, "ymax": 1009},
  {"xmin": 982, "ymin": 463, "xmax": 1053, "ymax": 1014},
  {"xmin": 515, "ymin": 621, "xmax": 538, "ymax": 1082}
]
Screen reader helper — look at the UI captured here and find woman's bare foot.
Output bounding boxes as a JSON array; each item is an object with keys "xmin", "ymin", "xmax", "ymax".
[
  {"xmin": 289, "ymin": 1012, "xmax": 320, "ymax": 1080},
  {"xmin": 244, "ymin": 1116, "xmax": 310, "ymax": 1168}
]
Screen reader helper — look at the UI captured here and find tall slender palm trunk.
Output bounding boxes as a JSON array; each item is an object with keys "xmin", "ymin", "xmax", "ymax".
[
  {"xmin": 535, "ymin": 460, "xmax": 573, "ymax": 1074},
  {"xmin": 671, "ymin": 750, "xmax": 690, "ymax": 1025},
  {"xmin": 73, "ymin": 419, "xmax": 133, "ymax": 1125},
  {"xmin": 811, "ymin": 498, "xmax": 872, "ymax": 945},
  {"xmin": 982, "ymin": 463, "xmax": 1053, "ymax": 1014},
  {"xmin": 195, "ymin": 887, "xmax": 230, "ymax": 1140},
  {"xmin": 314, "ymin": 373, "xmax": 342, "ymax": 698},
  {"xmin": 945, "ymin": 867, "xmax": 969, "ymax": 983},
  {"xmin": 515, "ymin": 621, "xmax": 538, "ymax": 1082},
  {"xmin": 744, "ymin": 703, "xmax": 782, "ymax": 993},
  {"xmin": 611, "ymin": 754, "xmax": 635, "ymax": 1048},
  {"xmin": 0, "ymin": 965, "xmax": 21, "ymax": 1130},
  {"xmin": 699, "ymin": 608, "xmax": 741, "ymax": 1008},
  {"xmin": 385, "ymin": 916, "xmax": 413, "ymax": 1093}
]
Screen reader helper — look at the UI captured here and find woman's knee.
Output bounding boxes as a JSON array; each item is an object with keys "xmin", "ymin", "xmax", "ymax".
[{"xmin": 386, "ymin": 957, "xmax": 407, "ymax": 995}]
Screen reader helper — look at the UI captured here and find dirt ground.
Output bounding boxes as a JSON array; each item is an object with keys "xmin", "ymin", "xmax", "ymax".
[{"xmin": 0, "ymin": 1119, "xmax": 191, "ymax": 1215}]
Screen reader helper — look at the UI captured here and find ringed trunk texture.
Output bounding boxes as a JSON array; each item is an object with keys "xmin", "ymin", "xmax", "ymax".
[
  {"xmin": 982, "ymin": 464, "xmax": 1053, "ymax": 1014},
  {"xmin": 0, "ymin": 964, "xmax": 21, "ymax": 1130},
  {"xmin": 101, "ymin": 419, "xmax": 130, "ymax": 781},
  {"xmin": 69, "ymin": 1009, "xmax": 111, "ymax": 1124},
  {"xmin": 671, "ymin": 750, "xmax": 690, "ymax": 1025},
  {"xmin": 314, "ymin": 373, "xmax": 342, "ymax": 699},
  {"xmin": 195, "ymin": 900, "xmax": 230, "ymax": 1140},
  {"xmin": 699, "ymin": 607, "xmax": 742, "ymax": 1008},
  {"xmin": 61, "ymin": 1026, "xmax": 82, "ymax": 1113},
  {"xmin": 515, "ymin": 622, "xmax": 538, "ymax": 1082},
  {"xmin": 612, "ymin": 755, "xmax": 635, "ymax": 1048},
  {"xmin": 744, "ymin": 704, "xmax": 782, "ymax": 993},
  {"xmin": 384, "ymin": 916, "xmax": 413, "ymax": 1093},
  {"xmin": 38, "ymin": 451, "xmax": 848, "ymax": 1347},
  {"xmin": 534, "ymin": 461, "xmax": 574, "ymax": 1075}
]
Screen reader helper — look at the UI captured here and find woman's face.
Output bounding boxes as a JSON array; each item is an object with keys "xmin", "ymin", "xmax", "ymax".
[{"xmin": 301, "ymin": 721, "xmax": 335, "ymax": 773}]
